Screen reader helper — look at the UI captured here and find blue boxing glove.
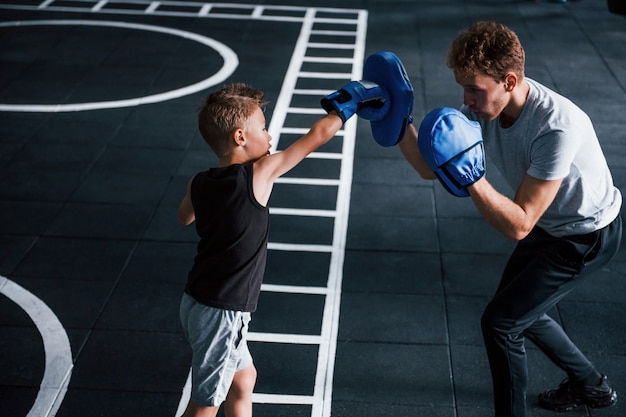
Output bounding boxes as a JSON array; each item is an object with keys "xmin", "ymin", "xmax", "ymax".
[
  {"xmin": 417, "ymin": 107, "xmax": 485, "ymax": 197},
  {"xmin": 321, "ymin": 80, "xmax": 390, "ymax": 123}
]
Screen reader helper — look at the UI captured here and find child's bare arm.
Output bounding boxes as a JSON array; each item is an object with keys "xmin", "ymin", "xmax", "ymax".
[
  {"xmin": 177, "ymin": 177, "xmax": 196, "ymax": 225},
  {"xmin": 253, "ymin": 112, "xmax": 343, "ymax": 205},
  {"xmin": 269, "ymin": 112, "xmax": 343, "ymax": 178}
]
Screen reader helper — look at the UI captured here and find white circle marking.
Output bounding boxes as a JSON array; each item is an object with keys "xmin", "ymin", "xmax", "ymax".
[
  {"xmin": 0, "ymin": 20, "xmax": 238, "ymax": 112},
  {"xmin": 0, "ymin": 275, "xmax": 73, "ymax": 416}
]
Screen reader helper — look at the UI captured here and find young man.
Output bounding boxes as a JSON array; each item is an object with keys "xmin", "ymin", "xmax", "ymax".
[{"xmin": 398, "ymin": 21, "xmax": 622, "ymax": 417}]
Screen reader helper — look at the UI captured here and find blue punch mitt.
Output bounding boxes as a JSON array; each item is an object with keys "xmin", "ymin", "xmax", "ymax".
[
  {"xmin": 362, "ymin": 51, "xmax": 414, "ymax": 147},
  {"xmin": 417, "ymin": 107, "xmax": 485, "ymax": 197}
]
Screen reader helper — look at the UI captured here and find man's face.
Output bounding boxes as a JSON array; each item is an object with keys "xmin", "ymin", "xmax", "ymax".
[{"xmin": 454, "ymin": 71, "xmax": 508, "ymax": 122}]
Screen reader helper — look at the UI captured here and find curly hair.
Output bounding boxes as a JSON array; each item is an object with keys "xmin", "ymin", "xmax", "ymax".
[
  {"xmin": 197, "ymin": 83, "xmax": 267, "ymax": 156},
  {"xmin": 447, "ymin": 21, "xmax": 525, "ymax": 82}
]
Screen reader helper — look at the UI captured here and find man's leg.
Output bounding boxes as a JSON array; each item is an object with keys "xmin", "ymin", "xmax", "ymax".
[
  {"xmin": 481, "ymin": 228, "xmax": 593, "ymax": 416},
  {"xmin": 482, "ymin": 218, "xmax": 622, "ymax": 416},
  {"xmin": 524, "ymin": 314, "xmax": 596, "ymax": 380},
  {"xmin": 530, "ymin": 217, "xmax": 622, "ymax": 411}
]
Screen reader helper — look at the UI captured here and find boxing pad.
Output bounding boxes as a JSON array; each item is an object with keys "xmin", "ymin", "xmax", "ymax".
[
  {"xmin": 417, "ymin": 107, "xmax": 485, "ymax": 197},
  {"xmin": 321, "ymin": 80, "xmax": 390, "ymax": 123},
  {"xmin": 362, "ymin": 51, "xmax": 414, "ymax": 147}
]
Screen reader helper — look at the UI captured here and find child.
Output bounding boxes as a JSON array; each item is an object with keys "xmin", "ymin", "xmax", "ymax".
[{"xmin": 176, "ymin": 81, "xmax": 379, "ymax": 417}]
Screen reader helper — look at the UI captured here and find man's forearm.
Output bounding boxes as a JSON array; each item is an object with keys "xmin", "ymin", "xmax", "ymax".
[
  {"xmin": 398, "ymin": 123, "xmax": 437, "ymax": 180},
  {"xmin": 468, "ymin": 177, "xmax": 532, "ymax": 241}
]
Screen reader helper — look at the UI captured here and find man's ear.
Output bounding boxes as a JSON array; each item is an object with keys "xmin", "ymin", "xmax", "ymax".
[{"xmin": 504, "ymin": 73, "xmax": 517, "ymax": 92}]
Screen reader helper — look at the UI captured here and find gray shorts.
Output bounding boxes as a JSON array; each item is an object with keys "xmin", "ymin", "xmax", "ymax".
[{"xmin": 179, "ymin": 293, "xmax": 253, "ymax": 406}]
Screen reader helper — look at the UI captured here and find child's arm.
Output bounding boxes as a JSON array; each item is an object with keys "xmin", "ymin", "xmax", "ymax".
[
  {"xmin": 177, "ymin": 177, "xmax": 196, "ymax": 225},
  {"xmin": 252, "ymin": 81, "xmax": 386, "ymax": 205},
  {"xmin": 252, "ymin": 112, "xmax": 343, "ymax": 206}
]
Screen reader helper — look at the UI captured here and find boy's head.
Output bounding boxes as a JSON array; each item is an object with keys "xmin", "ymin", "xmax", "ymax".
[
  {"xmin": 447, "ymin": 21, "xmax": 525, "ymax": 83},
  {"xmin": 198, "ymin": 83, "xmax": 267, "ymax": 156}
]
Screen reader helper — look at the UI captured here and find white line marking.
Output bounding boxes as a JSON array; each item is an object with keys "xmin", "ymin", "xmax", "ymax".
[
  {"xmin": 0, "ymin": 20, "xmax": 238, "ymax": 112},
  {"xmin": 269, "ymin": 208, "xmax": 337, "ymax": 217},
  {"xmin": 302, "ymin": 56, "xmax": 353, "ymax": 64},
  {"xmin": 293, "ymin": 88, "xmax": 334, "ymax": 95},
  {"xmin": 287, "ymin": 107, "xmax": 326, "ymax": 114},
  {"xmin": 307, "ymin": 42, "xmax": 355, "ymax": 49},
  {"xmin": 295, "ymin": 7, "xmax": 364, "ymax": 415},
  {"xmin": 267, "ymin": 242, "xmax": 333, "ymax": 253},
  {"xmin": 298, "ymin": 71, "xmax": 352, "ymax": 79},
  {"xmin": 307, "ymin": 152, "xmax": 343, "ymax": 160},
  {"xmin": 317, "ymin": 10, "xmax": 367, "ymax": 417},
  {"xmin": 92, "ymin": 0, "xmax": 107, "ymax": 12},
  {"xmin": 0, "ymin": 276, "xmax": 73, "ymax": 417},
  {"xmin": 175, "ymin": 371, "xmax": 192, "ymax": 417},
  {"xmin": 145, "ymin": 1, "xmax": 160, "ymax": 13},
  {"xmin": 248, "ymin": 332, "xmax": 323, "ymax": 344},
  {"xmin": 311, "ymin": 17, "xmax": 358, "ymax": 24},
  {"xmin": 38, "ymin": 0, "xmax": 54, "ymax": 9},
  {"xmin": 274, "ymin": 177, "xmax": 340, "ymax": 186},
  {"xmin": 261, "ymin": 284, "xmax": 329, "ymax": 295},
  {"xmin": 198, "ymin": 3, "xmax": 211, "ymax": 15},
  {"xmin": 267, "ymin": 8, "xmax": 317, "ymax": 153},
  {"xmin": 1, "ymin": 1, "xmax": 362, "ymax": 23},
  {"xmin": 280, "ymin": 127, "xmax": 314, "ymax": 135},
  {"xmin": 251, "ymin": 5, "xmax": 264, "ymax": 18},
  {"xmin": 253, "ymin": 393, "xmax": 315, "ymax": 405},
  {"xmin": 310, "ymin": 30, "xmax": 356, "ymax": 36}
]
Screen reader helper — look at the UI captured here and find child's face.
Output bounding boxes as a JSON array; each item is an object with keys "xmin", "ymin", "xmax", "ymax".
[{"xmin": 243, "ymin": 106, "xmax": 272, "ymax": 158}]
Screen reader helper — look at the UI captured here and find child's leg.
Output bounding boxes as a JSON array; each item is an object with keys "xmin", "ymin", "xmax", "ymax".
[
  {"xmin": 180, "ymin": 295, "xmax": 253, "ymax": 417},
  {"xmin": 223, "ymin": 364, "xmax": 257, "ymax": 417},
  {"xmin": 181, "ymin": 400, "xmax": 219, "ymax": 417}
]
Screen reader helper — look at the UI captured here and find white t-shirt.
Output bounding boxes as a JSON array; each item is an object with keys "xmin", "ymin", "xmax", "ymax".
[{"xmin": 462, "ymin": 78, "xmax": 621, "ymax": 237}]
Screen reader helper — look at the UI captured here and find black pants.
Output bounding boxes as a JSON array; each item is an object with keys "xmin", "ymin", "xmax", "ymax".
[{"xmin": 481, "ymin": 215, "xmax": 622, "ymax": 417}]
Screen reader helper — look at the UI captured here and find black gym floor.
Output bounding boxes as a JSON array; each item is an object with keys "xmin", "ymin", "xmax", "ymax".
[{"xmin": 1, "ymin": 1, "xmax": 625, "ymax": 416}]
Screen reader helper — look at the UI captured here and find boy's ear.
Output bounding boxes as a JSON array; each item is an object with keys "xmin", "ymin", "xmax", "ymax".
[{"xmin": 233, "ymin": 128, "xmax": 245, "ymax": 146}]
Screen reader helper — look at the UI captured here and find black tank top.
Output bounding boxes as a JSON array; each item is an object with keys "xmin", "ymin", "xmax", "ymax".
[{"xmin": 185, "ymin": 163, "xmax": 269, "ymax": 312}]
